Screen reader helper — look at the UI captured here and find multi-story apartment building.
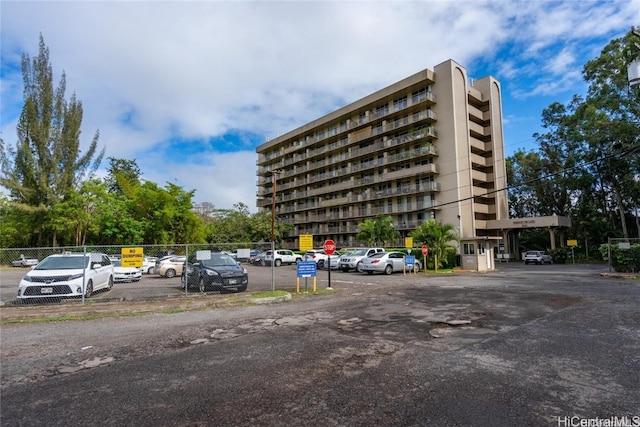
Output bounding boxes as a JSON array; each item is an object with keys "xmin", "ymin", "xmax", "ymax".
[{"xmin": 255, "ymin": 59, "xmax": 509, "ymax": 258}]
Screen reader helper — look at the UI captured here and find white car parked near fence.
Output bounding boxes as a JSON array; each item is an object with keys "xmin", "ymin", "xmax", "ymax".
[{"xmin": 17, "ymin": 252, "xmax": 114, "ymax": 301}]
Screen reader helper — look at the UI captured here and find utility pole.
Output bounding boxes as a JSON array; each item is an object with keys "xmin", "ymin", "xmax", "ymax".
[{"xmin": 270, "ymin": 169, "xmax": 281, "ymax": 292}]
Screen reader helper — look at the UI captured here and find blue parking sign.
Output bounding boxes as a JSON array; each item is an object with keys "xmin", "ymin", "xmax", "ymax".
[{"xmin": 297, "ymin": 261, "xmax": 317, "ymax": 277}]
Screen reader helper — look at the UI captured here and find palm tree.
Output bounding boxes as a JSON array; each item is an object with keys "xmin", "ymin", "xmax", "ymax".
[
  {"xmin": 357, "ymin": 215, "xmax": 399, "ymax": 246},
  {"xmin": 409, "ymin": 219, "xmax": 459, "ymax": 270}
]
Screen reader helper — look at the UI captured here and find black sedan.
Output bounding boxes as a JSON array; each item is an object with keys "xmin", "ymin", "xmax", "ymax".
[{"xmin": 182, "ymin": 251, "xmax": 248, "ymax": 293}]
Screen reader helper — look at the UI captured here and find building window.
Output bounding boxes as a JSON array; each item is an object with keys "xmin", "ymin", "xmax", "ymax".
[
  {"xmin": 394, "ymin": 96, "xmax": 407, "ymax": 111},
  {"xmin": 376, "ymin": 104, "xmax": 389, "ymax": 118},
  {"xmin": 463, "ymin": 243, "xmax": 475, "ymax": 255},
  {"xmin": 412, "ymin": 88, "xmax": 428, "ymax": 104}
]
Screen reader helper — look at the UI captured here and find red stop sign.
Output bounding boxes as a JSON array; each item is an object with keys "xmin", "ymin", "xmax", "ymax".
[
  {"xmin": 323, "ymin": 239, "xmax": 336, "ymax": 255},
  {"xmin": 422, "ymin": 245, "xmax": 428, "ymax": 256}
]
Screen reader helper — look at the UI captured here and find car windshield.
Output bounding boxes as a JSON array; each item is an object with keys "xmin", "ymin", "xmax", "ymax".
[
  {"xmin": 351, "ymin": 249, "xmax": 368, "ymax": 256},
  {"xmin": 35, "ymin": 256, "xmax": 88, "ymax": 270},
  {"xmin": 201, "ymin": 254, "xmax": 238, "ymax": 267}
]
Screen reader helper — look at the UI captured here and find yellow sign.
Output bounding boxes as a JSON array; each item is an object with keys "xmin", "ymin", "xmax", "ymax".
[
  {"xmin": 567, "ymin": 240, "xmax": 578, "ymax": 247},
  {"xmin": 121, "ymin": 247, "xmax": 144, "ymax": 267},
  {"xmin": 404, "ymin": 237, "xmax": 413, "ymax": 249},
  {"xmin": 299, "ymin": 234, "xmax": 314, "ymax": 252}
]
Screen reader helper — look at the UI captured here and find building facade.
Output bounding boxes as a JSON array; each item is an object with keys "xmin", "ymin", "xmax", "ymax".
[{"xmin": 255, "ymin": 59, "xmax": 509, "ymax": 251}]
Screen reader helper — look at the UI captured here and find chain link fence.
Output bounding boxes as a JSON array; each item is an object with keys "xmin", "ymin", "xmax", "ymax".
[
  {"xmin": 602, "ymin": 238, "xmax": 640, "ymax": 273},
  {"xmin": 0, "ymin": 242, "xmax": 278, "ymax": 306}
]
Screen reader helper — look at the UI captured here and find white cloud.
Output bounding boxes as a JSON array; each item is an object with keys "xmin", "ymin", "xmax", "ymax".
[{"xmin": 1, "ymin": 0, "xmax": 638, "ymax": 212}]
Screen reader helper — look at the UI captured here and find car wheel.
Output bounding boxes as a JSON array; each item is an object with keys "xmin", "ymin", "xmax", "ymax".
[
  {"xmin": 165, "ymin": 268, "xmax": 176, "ymax": 278},
  {"xmin": 85, "ymin": 281, "xmax": 93, "ymax": 298},
  {"xmin": 106, "ymin": 276, "xmax": 113, "ymax": 290},
  {"xmin": 384, "ymin": 264, "xmax": 393, "ymax": 275},
  {"xmin": 318, "ymin": 260, "xmax": 325, "ymax": 269},
  {"xmin": 275, "ymin": 259, "xmax": 282, "ymax": 267},
  {"xmin": 366, "ymin": 271, "xmax": 373, "ymax": 275},
  {"xmin": 341, "ymin": 268, "xmax": 349, "ymax": 272},
  {"xmin": 525, "ymin": 261, "xmax": 529, "ymax": 265},
  {"xmin": 147, "ymin": 267, "xmax": 155, "ymax": 275},
  {"xmin": 199, "ymin": 277, "xmax": 206, "ymax": 293},
  {"xmin": 356, "ymin": 262, "xmax": 364, "ymax": 273}
]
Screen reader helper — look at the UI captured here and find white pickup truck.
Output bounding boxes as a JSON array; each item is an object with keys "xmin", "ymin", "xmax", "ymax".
[{"xmin": 264, "ymin": 250, "xmax": 303, "ymax": 267}]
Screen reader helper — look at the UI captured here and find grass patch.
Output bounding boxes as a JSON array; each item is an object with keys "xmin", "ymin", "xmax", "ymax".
[
  {"xmin": 1, "ymin": 310, "xmax": 150, "ymax": 324},
  {"xmin": 252, "ymin": 290, "xmax": 290, "ymax": 298}
]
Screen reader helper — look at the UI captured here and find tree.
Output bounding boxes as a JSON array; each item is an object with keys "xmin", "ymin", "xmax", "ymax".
[
  {"xmin": 409, "ymin": 219, "xmax": 458, "ymax": 269},
  {"xmin": 105, "ymin": 157, "xmax": 141, "ymax": 194},
  {"xmin": 0, "ymin": 34, "xmax": 104, "ymax": 246},
  {"xmin": 356, "ymin": 215, "xmax": 398, "ymax": 246},
  {"xmin": 579, "ymin": 30, "xmax": 640, "ymax": 238},
  {"xmin": 508, "ymin": 30, "xmax": 640, "ymax": 246}
]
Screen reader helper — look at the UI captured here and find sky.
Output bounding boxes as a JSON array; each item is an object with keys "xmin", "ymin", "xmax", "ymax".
[{"xmin": 1, "ymin": 1, "xmax": 639, "ymax": 212}]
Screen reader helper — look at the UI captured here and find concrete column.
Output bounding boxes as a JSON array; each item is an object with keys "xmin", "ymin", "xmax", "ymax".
[{"xmin": 548, "ymin": 228, "xmax": 556, "ymax": 250}]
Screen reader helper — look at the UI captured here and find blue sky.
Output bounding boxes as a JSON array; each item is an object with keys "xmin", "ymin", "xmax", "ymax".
[{"xmin": 1, "ymin": 1, "xmax": 639, "ymax": 212}]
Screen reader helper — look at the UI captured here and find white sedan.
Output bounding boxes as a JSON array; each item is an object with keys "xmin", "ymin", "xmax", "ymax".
[
  {"xmin": 112, "ymin": 260, "xmax": 142, "ymax": 282},
  {"xmin": 12, "ymin": 255, "xmax": 39, "ymax": 267},
  {"xmin": 361, "ymin": 251, "xmax": 422, "ymax": 275}
]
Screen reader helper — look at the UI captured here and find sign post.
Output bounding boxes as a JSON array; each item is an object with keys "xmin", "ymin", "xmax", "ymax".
[
  {"xmin": 323, "ymin": 239, "xmax": 336, "ymax": 289},
  {"xmin": 296, "ymin": 261, "xmax": 317, "ymax": 293},
  {"xmin": 421, "ymin": 245, "xmax": 428, "ymax": 273}
]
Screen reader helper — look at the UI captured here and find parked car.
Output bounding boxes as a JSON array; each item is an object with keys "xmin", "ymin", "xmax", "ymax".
[
  {"xmin": 155, "ymin": 256, "xmax": 186, "ymax": 278},
  {"xmin": 248, "ymin": 251, "xmax": 266, "ymax": 265},
  {"xmin": 361, "ymin": 251, "xmax": 422, "ymax": 275},
  {"xmin": 112, "ymin": 259, "xmax": 142, "ymax": 282},
  {"xmin": 141, "ymin": 257, "xmax": 158, "ymax": 274},
  {"xmin": 320, "ymin": 254, "xmax": 341, "ymax": 270},
  {"xmin": 263, "ymin": 250, "xmax": 303, "ymax": 267},
  {"xmin": 182, "ymin": 250, "xmax": 248, "ymax": 293},
  {"xmin": 339, "ymin": 247, "xmax": 385, "ymax": 272},
  {"xmin": 17, "ymin": 252, "xmax": 114, "ymax": 301},
  {"xmin": 11, "ymin": 254, "xmax": 39, "ymax": 267},
  {"xmin": 303, "ymin": 249, "xmax": 330, "ymax": 268},
  {"xmin": 524, "ymin": 251, "xmax": 553, "ymax": 265}
]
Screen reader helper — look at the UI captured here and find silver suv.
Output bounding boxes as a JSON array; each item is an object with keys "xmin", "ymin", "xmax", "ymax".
[
  {"xmin": 339, "ymin": 248, "xmax": 385, "ymax": 272},
  {"xmin": 524, "ymin": 251, "xmax": 552, "ymax": 265}
]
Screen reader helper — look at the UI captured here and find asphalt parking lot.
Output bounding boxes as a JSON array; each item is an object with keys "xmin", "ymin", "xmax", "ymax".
[
  {"xmin": 1, "ymin": 260, "xmax": 433, "ymax": 305},
  {"xmin": 1, "ymin": 261, "xmax": 638, "ymax": 426}
]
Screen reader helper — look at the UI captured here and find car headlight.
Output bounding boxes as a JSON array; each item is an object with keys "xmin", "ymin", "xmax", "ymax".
[
  {"xmin": 22, "ymin": 275, "xmax": 33, "ymax": 282},
  {"xmin": 204, "ymin": 269, "xmax": 220, "ymax": 277},
  {"xmin": 68, "ymin": 273, "xmax": 84, "ymax": 281}
]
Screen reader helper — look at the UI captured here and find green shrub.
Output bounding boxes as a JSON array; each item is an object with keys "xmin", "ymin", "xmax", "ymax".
[
  {"xmin": 599, "ymin": 243, "xmax": 640, "ymax": 273},
  {"xmin": 549, "ymin": 247, "xmax": 568, "ymax": 264}
]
